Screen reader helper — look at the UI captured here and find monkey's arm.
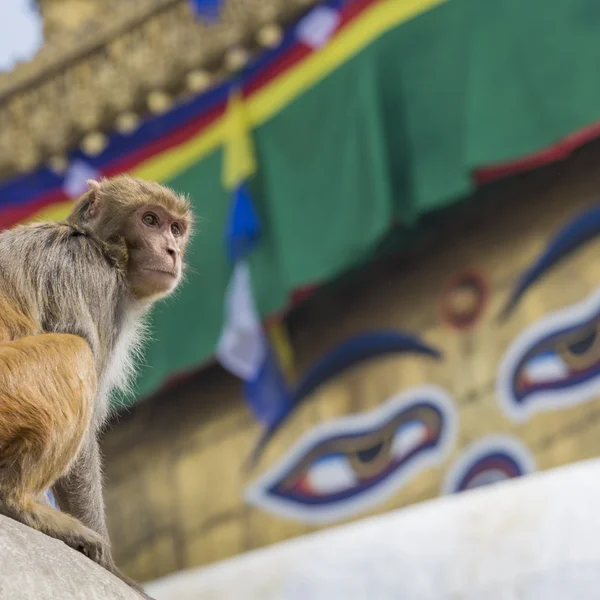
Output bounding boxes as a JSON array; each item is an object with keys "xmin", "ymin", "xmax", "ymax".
[
  {"xmin": 52, "ymin": 437, "xmax": 152, "ymax": 598},
  {"xmin": 52, "ymin": 433, "xmax": 110, "ymax": 541}
]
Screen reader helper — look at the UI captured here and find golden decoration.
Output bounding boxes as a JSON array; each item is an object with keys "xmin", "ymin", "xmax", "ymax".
[
  {"xmin": 115, "ymin": 112, "xmax": 141, "ymax": 134},
  {"xmin": 14, "ymin": 144, "xmax": 40, "ymax": 173},
  {"xmin": 47, "ymin": 155, "xmax": 69, "ymax": 174},
  {"xmin": 81, "ymin": 132, "xmax": 108, "ymax": 156},
  {"xmin": 147, "ymin": 91, "xmax": 172, "ymax": 114},
  {"xmin": 257, "ymin": 24, "xmax": 282, "ymax": 48},
  {"xmin": 0, "ymin": 0, "xmax": 320, "ymax": 178},
  {"xmin": 225, "ymin": 47, "xmax": 249, "ymax": 72},
  {"xmin": 186, "ymin": 70, "xmax": 212, "ymax": 92}
]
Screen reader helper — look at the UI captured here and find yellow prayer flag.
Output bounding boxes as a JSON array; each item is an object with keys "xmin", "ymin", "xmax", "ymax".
[
  {"xmin": 27, "ymin": 200, "xmax": 74, "ymax": 224},
  {"xmin": 222, "ymin": 87, "xmax": 257, "ymax": 191},
  {"xmin": 267, "ymin": 318, "xmax": 296, "ymax": 382}
]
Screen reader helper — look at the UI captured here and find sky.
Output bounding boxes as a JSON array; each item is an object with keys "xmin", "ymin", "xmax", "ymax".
[{"xmin": 0, "ymin": 0, "xmax": 44, "ymax": 72}]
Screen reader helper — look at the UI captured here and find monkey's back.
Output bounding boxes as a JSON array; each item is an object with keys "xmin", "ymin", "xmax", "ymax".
[{"xmin": 0, "ymin": 222, "xmax": 126, "ymax": 354}]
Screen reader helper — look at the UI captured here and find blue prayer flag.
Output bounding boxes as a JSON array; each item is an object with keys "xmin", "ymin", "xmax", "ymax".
[
  {"xmin": 225, "ymin": 182, "xmax": 261, "ymax": 263},
  {"xmin": 189, "ymin": 0, "xmax": 223, "ymax": 22},
  {"xmin": 243, "ymin": 344, "xmax": 292, "ymax": 426}
]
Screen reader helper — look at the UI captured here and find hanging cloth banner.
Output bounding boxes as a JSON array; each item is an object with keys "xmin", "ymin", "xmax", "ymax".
[
  {"xmin": 296, "ymin": 4, "xmax": 341, "ymax": 49},
  {"xmin": 217, "ymin": 261, "xmax": 293, "ymax": 425},
  {"xmin": 189, "ymin": 0, "xmax": 223, "ymax": 22},
  {"xmin": 62, "ymin": 160, "xmax": 100, "ymax": 198},
  {"xmin": 225, "ymin": 181, "xmax": 261, "ymax": 264},
  {"xmin": 216, "ymin": 87, "xmax": 292, "ymax": 426},
  {"xmin": 217, "ymin": 259, "xmax": 266, "ymax": 380},
  {"xmin": 267, "ymin": 318, "xmax": 296, "ymax": 382},
  {"xmin": 243, "ymin": 343, "xmax": 293, "ymax": 428}
]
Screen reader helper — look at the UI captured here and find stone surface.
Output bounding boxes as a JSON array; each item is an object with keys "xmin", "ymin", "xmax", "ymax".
[
  {"xmin": 146, "ymin": 459, "xmax": 600, "ymax": 600},
  {"xmin": 0, "ymin": 515, "xmax": 144, "ymax": 600}
]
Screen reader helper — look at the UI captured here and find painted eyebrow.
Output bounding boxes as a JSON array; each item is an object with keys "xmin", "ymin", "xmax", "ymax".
[
  {"xmin": 501, "ymin": 204, "xmax": 600, "ymax": 319},
  {"xmin": 245, "ymin": 330, "xmax": 442, "ymax": 468}
]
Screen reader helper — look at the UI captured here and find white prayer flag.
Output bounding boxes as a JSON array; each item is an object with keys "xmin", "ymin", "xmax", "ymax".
[
  {"xmin": 216, "ymin": 260, "xmax": 267, "ymax": 380},
  {"xmin": 296, "ymin": 5, "xmax": 340, "ymax": 49},
  {"xmin": 62, "ymin": 160, "xmax": 100, "ymax": 198}
]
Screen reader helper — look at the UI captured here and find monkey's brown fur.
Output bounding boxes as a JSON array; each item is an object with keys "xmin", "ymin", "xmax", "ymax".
[{"xmin": 0, "ymin": 175, "xmax": 192, "ymax": 598}]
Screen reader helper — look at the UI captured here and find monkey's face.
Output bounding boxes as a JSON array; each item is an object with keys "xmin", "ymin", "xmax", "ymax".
[{"xmin": 125, "ymin": 204, "xmax": 190, "ymax": 301}]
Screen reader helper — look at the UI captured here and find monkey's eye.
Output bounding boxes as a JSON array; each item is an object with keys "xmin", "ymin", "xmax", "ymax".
[
  {"xmin": 142, "ymin": 213, "xmax": 158, "ymax": 227},
  {"xmin": 171, "ymin": 223, "xmax": 181, "ymax": 237}
]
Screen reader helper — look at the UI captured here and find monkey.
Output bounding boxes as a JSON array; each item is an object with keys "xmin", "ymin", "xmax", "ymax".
[{"xmin": 0, "ymin": 175, "xmax": 192, "ymax": 598}]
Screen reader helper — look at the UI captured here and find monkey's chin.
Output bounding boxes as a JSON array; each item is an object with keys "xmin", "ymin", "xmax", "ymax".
[{"xmin": 133, "ymin": 270, "xmax": 180, "ymax": 300}]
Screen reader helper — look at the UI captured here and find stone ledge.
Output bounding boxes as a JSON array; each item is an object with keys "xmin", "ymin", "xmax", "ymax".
[{"xmin": 0, "ymin": 515, "xmax": 144, "ymax": 600}]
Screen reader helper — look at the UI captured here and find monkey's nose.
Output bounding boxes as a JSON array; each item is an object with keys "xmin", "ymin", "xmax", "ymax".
[{"xmin": 166, "ymin": 246, "xmax": 177, "ymax": 264}]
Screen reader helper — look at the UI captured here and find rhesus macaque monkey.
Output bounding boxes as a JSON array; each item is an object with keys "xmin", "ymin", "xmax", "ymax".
[{"xmin": 0, "ymin": 175, "xmax": 192, "ymax": 598}]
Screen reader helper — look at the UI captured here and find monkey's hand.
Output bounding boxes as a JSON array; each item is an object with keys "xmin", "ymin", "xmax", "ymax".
[{"xmin": 61, "ymin": 521, "xmax": 110, "ymax": 565}]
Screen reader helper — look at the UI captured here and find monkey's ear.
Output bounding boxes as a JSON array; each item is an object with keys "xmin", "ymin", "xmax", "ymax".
[{"xmin": 86, "ymin": 180, "xmax": 101, "ymax": 218}]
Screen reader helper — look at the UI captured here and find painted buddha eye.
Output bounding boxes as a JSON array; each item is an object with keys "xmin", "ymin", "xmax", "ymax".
[
  {"xmin": 295, "ymin": 421, "xmax": 429, "ymax": 497},
  {"xmin": 498, "ymin": 289, "xmax": 600, "ymax": 421},
  {"xmin": 348, "ymin": 434, "xmax": 393, "ymax": 479},
  {"xmin": 245, "ymin": 386, "xmax": 456, "ymax": 524},
  {"xmin": 298, "ymin": 454, "xmax": 357, "ymax": 496},
  {"xmin": 556, "ymin": 323, "xmax": 600, "ymax": 370},
  {"xmin": 442, "ymin": 436, "xmax": 536, "ymax": 494},
  {"xmin": 497, "ymin": 203, "xmax": 600, "ymax": 421}
]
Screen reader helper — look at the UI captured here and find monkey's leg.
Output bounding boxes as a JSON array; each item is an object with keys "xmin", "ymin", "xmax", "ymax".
[
  {"xmin": 0, "ymin": 333, "xmax": 108, "ymax": 562},
  {"xmin": 0, "ymin": 495, "xmax": 108, "ymax": 562},
  {"xmin": 53, "ymin": 435, "xmax": 155, "ymax": 599}
]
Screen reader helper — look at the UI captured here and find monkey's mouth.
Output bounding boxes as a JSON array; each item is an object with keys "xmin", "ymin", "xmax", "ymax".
[{"xmin": 144, "ymin": 267, "xmax": 178, "ymax": 278}]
